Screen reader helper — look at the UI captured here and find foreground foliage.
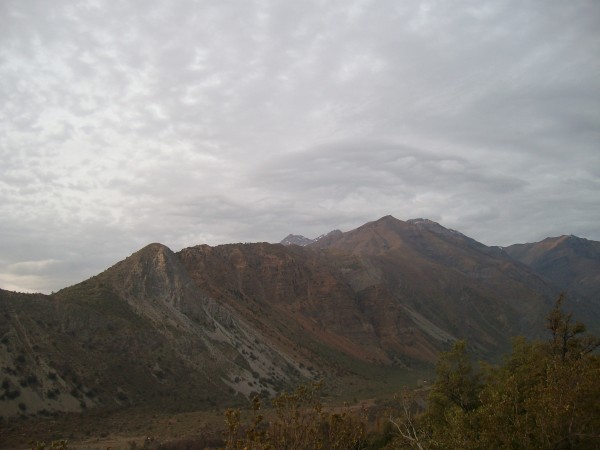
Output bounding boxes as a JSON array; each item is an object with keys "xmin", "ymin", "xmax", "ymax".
[
  {"xmin": 222, "ymin": 381, "xmax": 367, "ymax": 450},
  {"xmin": 391, "ymin": 294, "xmax": 600, "ymax": 449}
]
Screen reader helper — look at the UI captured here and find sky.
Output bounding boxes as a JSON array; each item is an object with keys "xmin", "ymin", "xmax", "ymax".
[{"xmin": 1, "ymin": 0, "xmax": 599, "ymax": 293}]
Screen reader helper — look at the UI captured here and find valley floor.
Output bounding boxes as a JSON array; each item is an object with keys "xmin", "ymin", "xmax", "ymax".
[{"xmin": 0, "ymin": 369, "xmax": 431, "ymax": 449}]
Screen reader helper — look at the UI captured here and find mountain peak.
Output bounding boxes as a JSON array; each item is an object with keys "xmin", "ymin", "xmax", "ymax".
[
  {"xmin": 131, "ymin": 242, "xmax": 174, "ymax": 258},
  {"xmin": 374, "ymin": 214, "xmax": 401, "ymax": 224},
  {"xmin": 505, "ymin": 234, "xmax": 600, "ymax": 301},
  {"xmin": 280, "ymin": 229, "xmax": 344, "ymax": 247},
  {"xmin": 407, "ymin": 218, "xmax": 463, "ymax": 238},
  {"xmin": 407, "ymin": 218, "xmax": 437, "ymax": 226},
  {"xmin": 280, "ymin": 234, "xmax": 315, "ymax": 246}
]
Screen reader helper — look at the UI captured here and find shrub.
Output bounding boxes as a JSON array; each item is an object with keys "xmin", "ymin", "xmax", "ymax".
[
  {"xmin": 389, "ymin": 295, "xmax": 600, "ymax": 449},
  {"xmin": 223, "ymin": 381, "xmax": 367, "ymax": 449}
]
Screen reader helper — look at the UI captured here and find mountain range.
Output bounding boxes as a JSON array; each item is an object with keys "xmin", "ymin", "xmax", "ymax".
[{"xmin": 1, "ymin": 215, "xmax": 599, "ymax": 419}]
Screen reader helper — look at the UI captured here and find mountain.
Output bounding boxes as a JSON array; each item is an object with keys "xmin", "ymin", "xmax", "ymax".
[
  {"xmin": 0, "ymin": 244, "xmax": 311, "ymax": 419},
  {"xmin": 280, "ymin": 234, "xmax": 315, "ymax": 246},
  {"xmin": 310, "ymin": 216, "xmax": 559, "ymax": 344},
  {"xmin": 280, "ymin": 230, "xmax": 343, "ymax": 246},
  {"xmin": 1, "ymin": 216, "xmax": 598, "ymax": 420},
  {"xmin": 505, "ymin": 235, "xmax": 600, "ymax": 304}
]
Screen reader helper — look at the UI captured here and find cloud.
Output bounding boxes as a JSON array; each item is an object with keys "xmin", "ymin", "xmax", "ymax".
[
  {"xmin": 0, "ymin": 259, "xmax": 61, "ymax": 293},
  {"xmin": 0, "ymin": 0, "xmax": 599, "ymax": 292},
  {"xmin": 7, "ymin": 259, "xmax": 60, "ymax": 274}
]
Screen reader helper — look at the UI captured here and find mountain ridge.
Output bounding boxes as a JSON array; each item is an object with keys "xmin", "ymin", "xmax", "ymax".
[
  {"xmin": 1, "ymin": 215, "xmax": 598, "ymax": 419},
  {"xmin": 505, "ymin": 234, "xmax": 600, "ymax": 304}
]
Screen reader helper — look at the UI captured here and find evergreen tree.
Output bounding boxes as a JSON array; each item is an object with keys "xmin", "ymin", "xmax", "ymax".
[{"xmin": 392, "ymin": 295, "xmax": 600, "ymax": 449}]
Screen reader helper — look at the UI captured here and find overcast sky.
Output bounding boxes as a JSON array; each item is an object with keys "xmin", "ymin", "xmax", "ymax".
[{"xmin": 1, "ymin": 0, "xmax": 599, "ymax": 293}]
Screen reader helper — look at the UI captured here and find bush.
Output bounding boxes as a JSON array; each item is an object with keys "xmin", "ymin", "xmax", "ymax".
[
  {"xmin": 389, "ymin": 295, "xmax": 600, "ymax": 449},
  {"xmin": 223, "ymin": 381, "xmax": 367, "ymax": 449}
]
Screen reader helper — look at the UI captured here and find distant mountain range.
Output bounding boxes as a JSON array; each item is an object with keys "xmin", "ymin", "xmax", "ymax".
[
  {"xmin": 1, "ymin": 216, "xmax": 599, "ymax": 418},
  {"xmin": 280, "ymin": 229, "xmax": 343, "ymax": 246},
  {"xmin": 505, "ymin": 235, "xmax": 600, "ymax": 302}
]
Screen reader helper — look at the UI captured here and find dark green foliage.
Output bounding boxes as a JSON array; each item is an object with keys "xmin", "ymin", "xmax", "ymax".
[
  {"xmin": 45, "ymin": 389, "xmax": 59, "ymax": 400},
  {"xmin": 389, "ymin": 295, "xmax": 600, "ymax": 449},
  {"xmin": 421, "ymin": 340, "xmax": 482, "ymax": 448},
  {"xmin": 1, "ymin": 378, "xmax": 21, "ymax": 400},
  {"xmin": 6, "ymin": 388, "xmax": 21, "ymax": 400},
  {"xmin": 428, "ymin": 340, "xmax": 480, "ymax": 414},
  {"xmin": 546, "ymin": 293, "xmax": 600, "ymax": 361}
]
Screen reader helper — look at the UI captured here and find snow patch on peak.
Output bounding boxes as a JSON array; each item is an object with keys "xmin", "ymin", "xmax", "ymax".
[
  {"xmin": 407, "ymin": 218, "xmax": 464, "ymax": 238},
  {"xmin": 314, "ymin": 229, "xmax": 342, "ymax": 242},
  {"xmin": 280, "ymin": 229, "xmax": 343, "ymax": 247},
  {"xmin": 280, "ymin": 234, "xmax": 315, "ymax": 246}
]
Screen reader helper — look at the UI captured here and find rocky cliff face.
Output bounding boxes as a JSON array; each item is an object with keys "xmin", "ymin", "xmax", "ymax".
[
  {"xmin": 177, "ymin": 242, "xmax": 438, "ymax": 365},
  {"xmin": 0, "ymin": 245, "xmax": 313, "ymax": 419}
]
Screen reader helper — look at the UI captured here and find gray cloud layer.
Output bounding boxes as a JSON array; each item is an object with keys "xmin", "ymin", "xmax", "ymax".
[{"xmin": 1, "ymin": 0, "xmax": 599, "ymax": 292}]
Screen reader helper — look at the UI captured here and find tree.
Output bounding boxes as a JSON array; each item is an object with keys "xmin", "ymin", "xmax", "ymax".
[
  {"xmin": 420, "ymin": 340, "xmax": 482, "ymax": 449},
  {"xmin": 222, "ymin": 381, "xmax": 367, "ymax": 450},
  {"xmin": 392, "ymin": 295, "xmax": 600, "ymax": 449},
  {"xmin": 429, "ymin": 340, "xmax": 481, "ymax": 414},
  {"xmin": 546, "ymin": 293, "xmax": 600, "ymax": 362}
]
